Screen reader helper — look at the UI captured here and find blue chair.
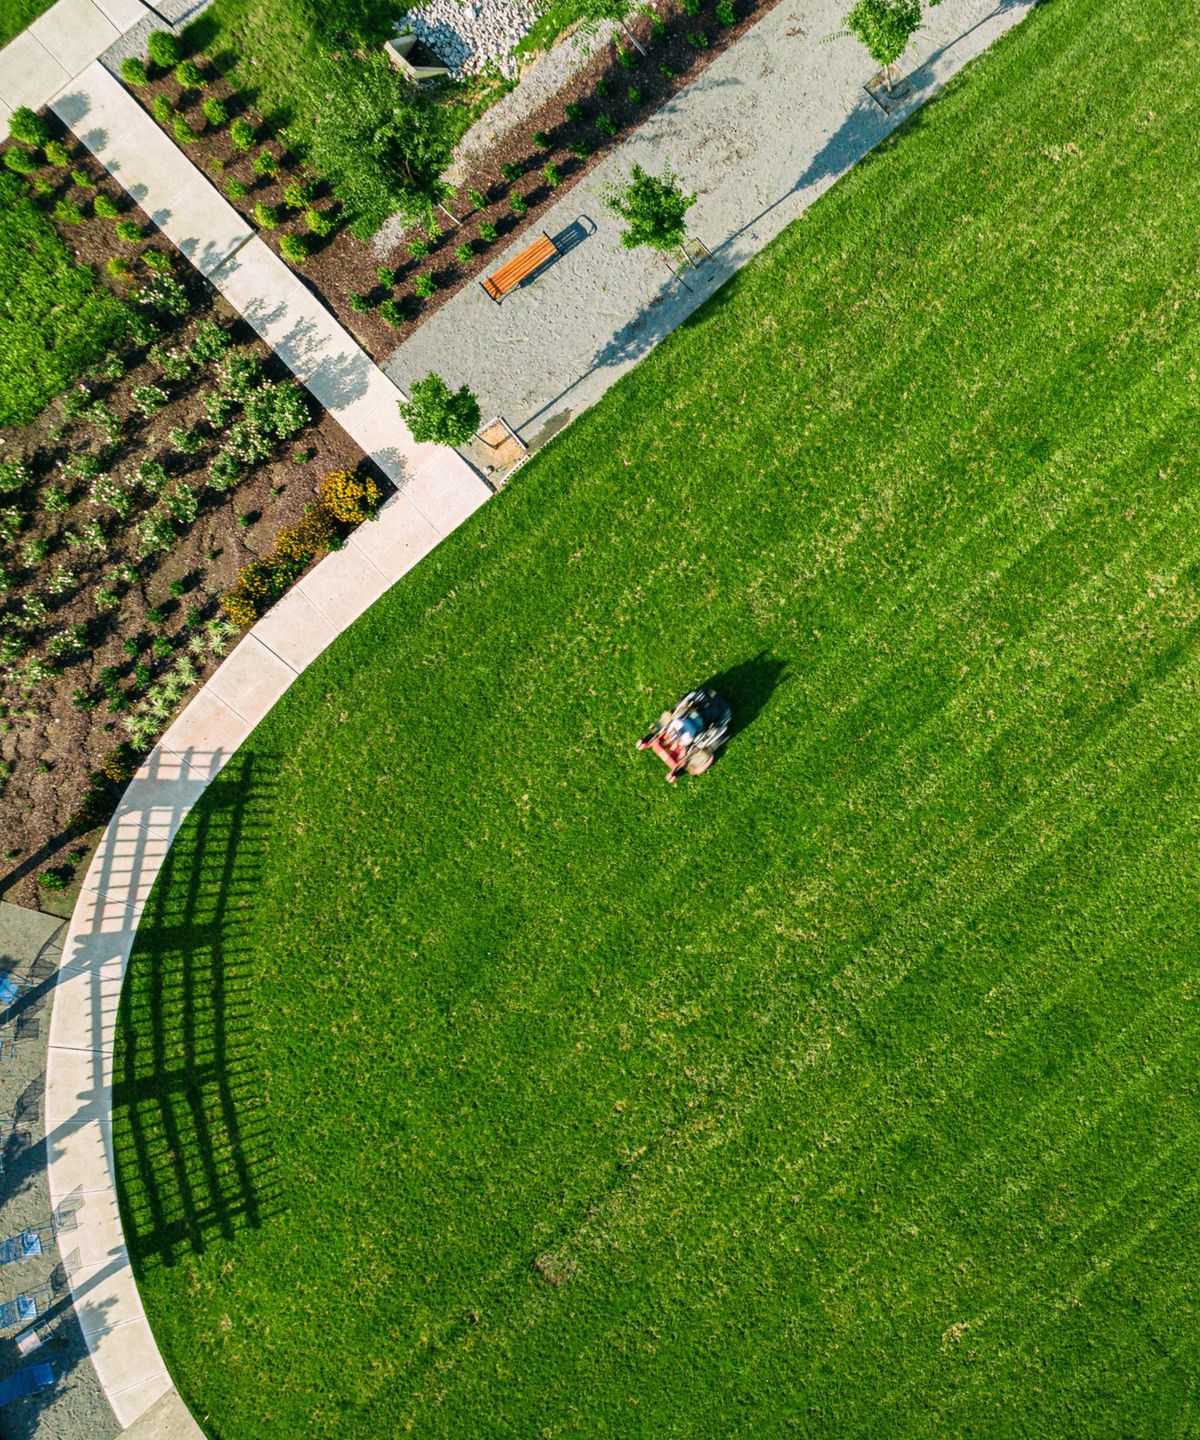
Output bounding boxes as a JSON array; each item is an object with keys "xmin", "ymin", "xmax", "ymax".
[
  {"xmin": 0, "ymin": 1291, "xmax": 40, "ymax": 1330},
  {"xmin": 0, "ymin": 1362, "xmax": 53, "ymax": 1405},
  {"xmin": 0, "ymin": 1229, "xmax": 47, "ymax": 1266},
  {"xmin": 0, "ymin": 973, "xmax": 19, "ymax": 1008}
]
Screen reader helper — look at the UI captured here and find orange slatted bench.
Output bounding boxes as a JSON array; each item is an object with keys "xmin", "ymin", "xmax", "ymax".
[{"xmin": 479, "ymin": 232, "xmax": 560, "ymax": 303}]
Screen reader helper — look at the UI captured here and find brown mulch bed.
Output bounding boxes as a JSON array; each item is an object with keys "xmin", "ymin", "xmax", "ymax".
[
  {"xmin": 124, "ymin": 0, "xmax": 780, "ymax": 361},
  {"xmin": 0, "ymin": 135, "xmax": 374, "ymax": 911}
]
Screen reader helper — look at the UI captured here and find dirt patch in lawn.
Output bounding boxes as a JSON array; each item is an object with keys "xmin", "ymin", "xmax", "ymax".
[
  {"xmin": 121, "ymin": 0, "xmax": 783, "ymax": 361},
  {"xmin": 0, "ymin": 135, "xmax": 375, "ymax": 911}
]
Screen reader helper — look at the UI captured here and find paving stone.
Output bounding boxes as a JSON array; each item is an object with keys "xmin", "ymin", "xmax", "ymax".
[
  {"xmin": 111, "ymin": 746, "xmax": 228, "ymax": 840},
  {"xmin": 112, "ymin": 1378, "xmax": 203, "ymax": 1439},
  {"xmin": 46, "ymin": 930, "xmax": 125, "ymax": 1059},
  {"xmin": 250, "ymin": 587, "xmax": 339, "ymax": 673},
  {"xmin": 80, "ymin": 813, "xmax": 175, "ymax": 904},
  {"xmin": 158, "ymin": 688, "xmax": 253, "ymax": 773},
  {"xmin": 92, "ymin": 0, "xmax": 147, "ymax": 28},
  {"xmin": 347, "ymin": 493, "xmax": 440, "ymax": 584},
  {"xmin": 0, "ymin": 31, "xmax": 70, "ymax": 110},
  {"xmin": 204, "ymin": 634, "xmax": 299, "ymax": 727},
  {"xmin": 296, "ymin": 542, "xmax": 392, "ymax": 631},
  {"xmin": 153, "ymin": 172, "xmax": 252, "ymax": 276},
  {"xmin": 29, "ymin": 0, "xmax": 119, "ymax": 78},
  {"xmin": 402, "ymin": 448, "xmax": 492, "ymax": 535}
]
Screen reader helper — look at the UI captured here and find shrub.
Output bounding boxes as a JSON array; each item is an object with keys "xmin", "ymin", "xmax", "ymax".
[
  {"xmin": 454, "ymin": 241, "xmax": 474, "ymax": 264},
  {"xmin": 596, "ymin": 112, "xmax": 618, "ymax": 137},
  {"xmin": 226, "ymin": 178, "xmax": 250, "ymax": 200},
  {"xmin": 378, "ymin": 299, "xmax": 405, "ymax": 328},
  {"xmin": 165, "ymin": 482, "xmax": 199, "ymax": 526},
  {"xmin": 53, "ymin": 199, "xmax": 85, "ymax": 226},
  {"xmin": 253, "ymin": 201, "xmax": 279, "ymax": 230},
  {"xmin": 688, "ymin": 29, "xmax": 709, "ymax": 47},
  {"xmin": 617, "ymin": 45, "xmax": 637, "ymax": 68},
  {"xmin": 146, "ymin": 30, "xmax": 183, "ymax": 69},
  {"xmin": 107, "ymin": 256, "xmax": 133, "ymax": 282},
  {"xmin": 187, "ymin": 318, "xmax": 230, "ymax": 364},
  {"xmin": 408, "ymin": 236, "xmax": 431, "ymax": 260},
  {"xmin": 467, "ymin": 188, "xmax": 488, "ymax": 212},
  {"xmin": 71, "ymin": 167, "xmax": 94, "ymax": 188},
  {"xmin": 509, "ymin": 193, "xmax": 528, "ymax": 217},
  {"xmin": 89, "ymin": 473, "xmax": 129, "ymax": 516},
  {"xmin": 93, "ymin": 193, "xmax": 121, "ymax": 218},
  {"xmin": 349, "ymin": 290, "xmax": 371, "ymax": 314},
  {"xmin": 660, "ymin": 63, "xmax": 676, "ymax": 78},
  {"xmin": 280, "ymin": 234, "xmax": 308, "ymax": 263},
  {"xmin": 229, "ymin": 117, "xmax": 257, "ymax": 150},
  {"xmin": 173, "ymin": 115, "xmax": 200, "ymax": 144},
  {"xmin": 137, "ymin": 459, "xmax": 170, "ymax": 493},
  {"xmin": 43, "ymin": 484, "xmax": 71, "ymax": 513},
  {"xmin": 221, "ymin": 503, "xmax": 336, "ymax": 624},
  {"xmin": 151, "ymin": 95, "xmax": 174, "ymax": 124},
  {"xmin": 137, "ymin": 509, "xmax": 176, "ymax": 556},
  {"xmin": 628, "ymin": 85, "xmax": 644, "ymax": 104},
  {"xmin": 242, "ymin": 378, "xmax": 308, "ymax": 441},
  {"xmin": 565, "ymin": 102, "xmax": 583, "ymax": 123},
  {"xmin": 319, "ymin": 468, "xmax": 380, "ymax": 524},
  {"xmin": 500, "ymin": 161, "xmax": 522, "ymax": 184},
  {"xmin": 174, "ymin": 59, "xmax": 205, "ymax": 89},
  {"xmin": 121, "ymin": 56, "xmax": 149, "ymax": 86},
  {"xmin": 201, "ymin": 96, "xmax": 228, "ymax": 127},
  {"xmin": 304, "ymin": 207, "xmax": 336, "ymax": 237},
  {"xmin": 208, "ymin": 449, "xmax": 243, "ymax": 491},
  {"xmin": 595, "ymin": 79, "xmax": 611, "ymax": 97},
  {"xmin": 9, "ymin": 107, "xmax": 50, "ymax": 147},
  {"xmin": 21, "ymin": 537, "xmax": 50, "ymax": 566},
  {"xmin": 40, "ymin": 867, "xmax": 71, "ymax": 892},
  {"xmin": 202, "ymin": 390, "xmax": 236, "ymax": 428},
  {"xmin": 0, "ymin": 460, "xmax": 30, "ymax": 494},
  {"xmin": 253, "ymin": 149, "xmax": 278, "ymax": 178},
  {"xmin": 0, "ymin": 507, "xmax": 23, "ymax": 541},
  {"xmin": 167, "ymin": 423, "xmax": 204, "ymax": 454},
  {"xmin": 398, "ymin": 372, "xmax": 480, "ymax": 447},
  {"xmin": 4, "ymin": 148, "xmax": 38, "ymax": 176},
  {"xmin": 282, "ymin": 178, "xmax": 315, "ymax": 208},
  {"xmin": 44, "ymin": 140, "xmax": 72, "ymax": 168},
  {"xmin": 46, "ymin": 566, "xmax": 78, "ymax": 595},
  {"xmin": 377, "ymin": 266, "xmax": 396, "ymax": 289},
  {"xmin": 414, "ymin": 272, "xmax": 437, "ymax": 298},
  {"xmin": 651, "ymin": 15, "xmax": 667, "ymax": 39},
  {"xmin": 532, "ymin": 130, "xmax": 551, "ymax": 149},
  {"xmin": 142, "ymin": 246, "xmax": 173, "ymax": 273},
  {"xmin": 479, "ymin": 220, "xmax": 498, "ymax": 243},
  {"xmin": 216, "ymin": 350, "xmax": 262, "ymax": 398},
  {"xmin": 716, "ymin": 0, "xmax": 735, "ymax": 22},
  {"xmin": 132, "ymin": 383, "xmax": 169, "ymax": 416},
  {"xmin": 569, "ymin": 139, "xmax": 591, "ymax": 159},
  {"xmin": 137, "ymin": 274, "xmax": 191, "ymax": 319},
  {"xmin": 683, "ymin": 0, "xmax": 700, "ymax": 13}
]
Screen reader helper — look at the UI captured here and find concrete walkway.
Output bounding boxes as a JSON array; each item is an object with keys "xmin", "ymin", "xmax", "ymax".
[
  {"xmin": 0, "ymin": 0, "xmax": 148, "ymax": 137},
  {"xmin": 385, "ymin": 0, "xmax": 1035, "ymax": 452},
  {"xmin": 42, "ymin": 59, "xmax": 492, "ymax": 1440}
]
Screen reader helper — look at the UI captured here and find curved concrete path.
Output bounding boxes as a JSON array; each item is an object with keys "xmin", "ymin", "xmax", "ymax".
[{"xmin": 41, "ymin": 59, "xmax": 492, "ymax": 1439}]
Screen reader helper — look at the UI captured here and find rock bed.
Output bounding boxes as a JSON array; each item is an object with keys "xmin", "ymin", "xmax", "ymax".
[{"xmin": 395, "ymin": 0, "xmax": 542, "ymax": 79}]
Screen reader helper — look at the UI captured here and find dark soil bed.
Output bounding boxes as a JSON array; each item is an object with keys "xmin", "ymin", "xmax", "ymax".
[
  {"xmin": 124, "ymin": 0, "xmax": 782, "ymax": 359},
  {"xmin": 0, "ymin": 135, "xmax": 374, "ymax": 912}
]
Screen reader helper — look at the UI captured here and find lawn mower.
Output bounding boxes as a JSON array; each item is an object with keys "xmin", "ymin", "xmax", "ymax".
[{"xmin": 637, "ymin": 687, "xmax": 733, "ymax": 783}]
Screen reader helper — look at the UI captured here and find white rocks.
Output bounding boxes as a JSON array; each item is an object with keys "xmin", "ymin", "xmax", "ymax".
[{"xmin": 395, "ymin": 0, "xmax": 541, "ymax": 80}]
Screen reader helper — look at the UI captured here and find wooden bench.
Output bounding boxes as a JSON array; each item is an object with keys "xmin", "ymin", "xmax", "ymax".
[{"xmin": 479, "ymin": 232, "xmax": 560, "ymax": 303}]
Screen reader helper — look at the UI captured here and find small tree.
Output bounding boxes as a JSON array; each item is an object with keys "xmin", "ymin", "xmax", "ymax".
[
  {"xmin": 398, "ymin": 373, "xmax": 481, "ymax": 447},
  {"xmin": 603, "ymin": 163, "xmax": 696, "ymax": 260},
  {"xmin": 843, "ymin": 0, "xmax": 922, "ymax": 91},
  {"xmin": 573, "ymin": 0, "xmax": 647, "ymax": 55}
]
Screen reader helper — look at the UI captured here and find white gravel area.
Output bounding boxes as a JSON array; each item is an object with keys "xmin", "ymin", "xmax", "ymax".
[
  {"xmin": 384, "ymin": 0, "xmax": 1037, "ymax": 456},
  {"xmin": 397, "ymin": 0, "xmax": 541, "ymax": 79}
]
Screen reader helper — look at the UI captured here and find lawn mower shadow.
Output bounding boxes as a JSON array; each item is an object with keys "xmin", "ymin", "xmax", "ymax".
[{"xmin": 706, "ymin": 652, "xmax": 789, "ymax": 742}]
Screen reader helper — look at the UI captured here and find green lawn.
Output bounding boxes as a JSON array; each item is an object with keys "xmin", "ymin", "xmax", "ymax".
[
  {"xmin": 0, "ymin": 173, "xmax": 130, "ymax": 424},
  {"xmin": 0, "ymin": 0, "xmax": 54, "ymax": 49},
  {"xmin": 115, "ymin": 0, "xmax": 1200, "ymax": 1435}
]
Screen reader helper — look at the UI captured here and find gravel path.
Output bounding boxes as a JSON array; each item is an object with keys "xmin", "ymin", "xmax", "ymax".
[{"xmin": 384, "ymin": 0, "xmax": 1036, "ymax": 456}]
